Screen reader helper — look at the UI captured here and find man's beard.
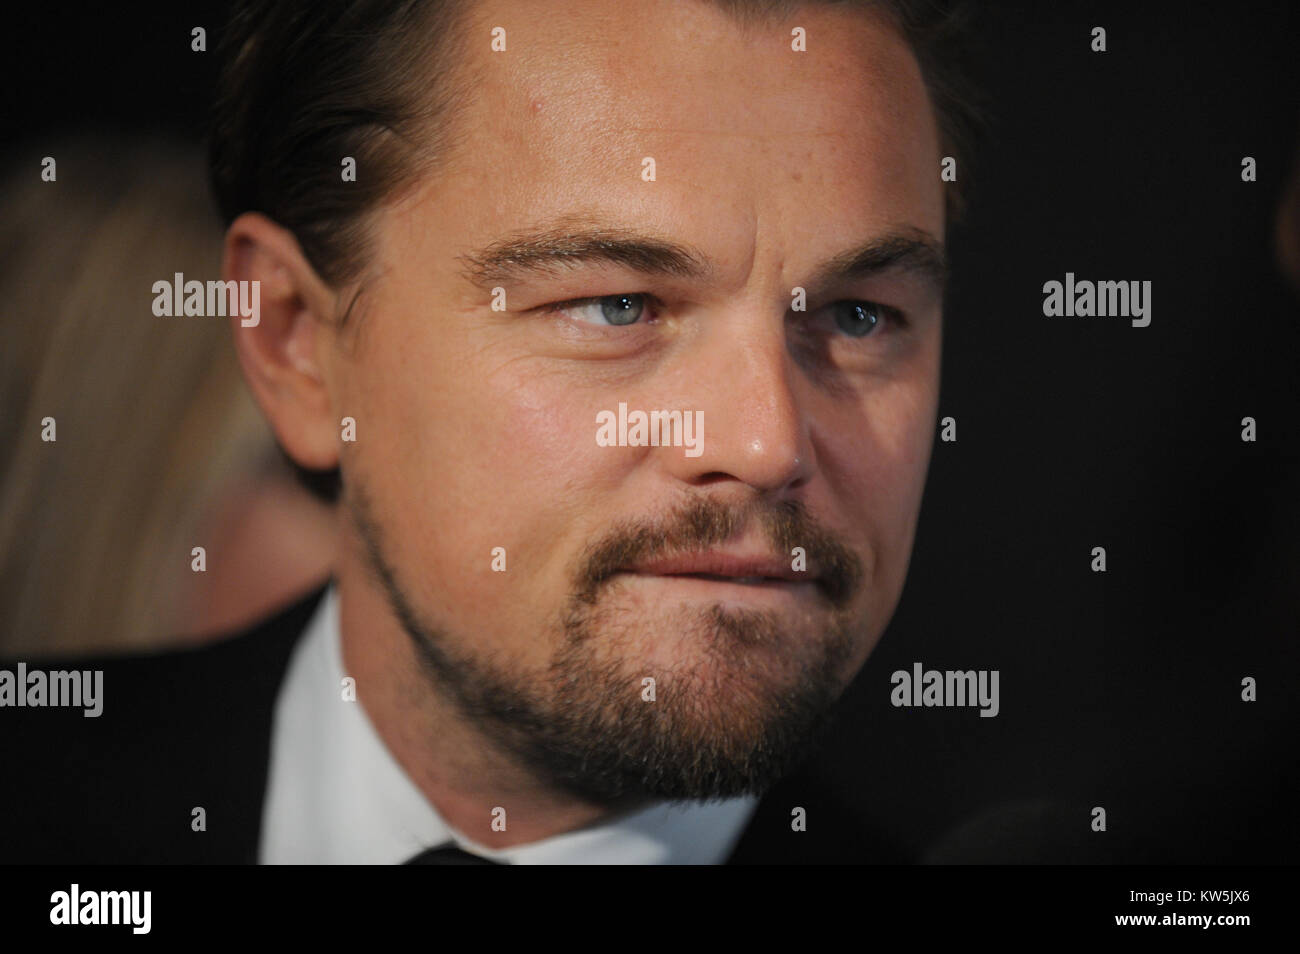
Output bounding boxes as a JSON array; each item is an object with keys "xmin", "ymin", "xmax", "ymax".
[{"xmin": 349, "ymin": 480, "xmax": 867, "ymax": 805}]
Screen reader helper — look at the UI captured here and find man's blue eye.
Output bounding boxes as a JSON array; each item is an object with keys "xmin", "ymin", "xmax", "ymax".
[
  {"xmin": 567, "ymin": 293, "xmax": 646, "ymax": 325},
  {"xmin": 832, "ymin": 301, "xmax": 886, "ymax": 337}
]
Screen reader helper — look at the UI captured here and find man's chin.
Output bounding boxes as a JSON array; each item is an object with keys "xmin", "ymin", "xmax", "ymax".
[
  {"xmin": 517, "ymin": 605, "xmax": 858, "ymax": 802},
  {"xmin": 533, "ymin": 676, "xmax": 847, "ymax": 803}
]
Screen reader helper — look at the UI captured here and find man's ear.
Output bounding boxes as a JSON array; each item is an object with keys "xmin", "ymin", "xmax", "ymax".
[{"xmin": 222, "ymin": 212, "xmax": 341, "ymax": 472}]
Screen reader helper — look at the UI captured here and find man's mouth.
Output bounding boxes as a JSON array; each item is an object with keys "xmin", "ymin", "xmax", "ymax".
[
  {"xmin": 616, "ymin": 550, "xmax": 823, "ymax": 593},
  {"xmin": 667, "ymin": 574, "xmax": 776, "ymax": 585}
]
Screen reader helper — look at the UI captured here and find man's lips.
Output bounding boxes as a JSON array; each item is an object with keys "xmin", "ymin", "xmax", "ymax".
[{"xmin": 618, "ymin": 551, "xmax": 815, "ymax": 585}]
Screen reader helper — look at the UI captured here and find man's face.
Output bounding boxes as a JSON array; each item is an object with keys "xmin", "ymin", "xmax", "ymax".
[{"xmin": 330, "ymin": 0, "xmax": 944, "ymax": 800}]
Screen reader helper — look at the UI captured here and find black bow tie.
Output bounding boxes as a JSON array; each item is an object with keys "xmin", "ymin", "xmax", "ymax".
[{"xmin": 404, "ymin": 844, "xmax": 505, "ymax": 865}]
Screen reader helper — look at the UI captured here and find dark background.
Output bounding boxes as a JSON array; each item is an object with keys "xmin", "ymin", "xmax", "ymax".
[{"xmin": 4, "ymin": 1, "xmax": 1297, "ymax": 862}]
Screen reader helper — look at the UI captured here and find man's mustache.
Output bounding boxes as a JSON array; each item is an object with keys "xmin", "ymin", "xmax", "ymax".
[{"xmin": 573, "ymin": 495, "xmax": 863, "ymax": 607}]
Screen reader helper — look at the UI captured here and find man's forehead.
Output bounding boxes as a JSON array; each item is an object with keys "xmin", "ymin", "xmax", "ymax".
[
  {"xmin": 404, "ymin": 0, "xmax": 944, "ymax": 284},
  {"xmin": 453, "ymin": 0, "xmax": 931, "ymax": 152}
]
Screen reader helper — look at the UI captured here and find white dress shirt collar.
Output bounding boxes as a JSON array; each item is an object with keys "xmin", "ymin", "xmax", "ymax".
[{"xmin": 259, "ymin": 586, "xmax": 759, "ymax": 864}]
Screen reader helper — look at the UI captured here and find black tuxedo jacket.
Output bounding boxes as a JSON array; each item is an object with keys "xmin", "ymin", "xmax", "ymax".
[{"xmin": 0, "ymin": 584, "xmax": 905, "ymax": 864}]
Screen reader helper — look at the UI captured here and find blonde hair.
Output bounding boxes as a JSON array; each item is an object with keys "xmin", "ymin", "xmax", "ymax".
[{"xmin": 0, "ymin": 135, "xmax": 274, "ymax": 655}]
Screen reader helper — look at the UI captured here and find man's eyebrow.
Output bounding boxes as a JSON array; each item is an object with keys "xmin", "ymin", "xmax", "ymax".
[
  {"xmin": 805, "ymin": 228, "xmax": 948, "ymax": 294},
  {"xmin": 456, "ymin": 220, "xmax": 946, "ymax": 293},
  {"xmin": 456, "ymin": 223, "xmax": 712, "ymax": 288}
]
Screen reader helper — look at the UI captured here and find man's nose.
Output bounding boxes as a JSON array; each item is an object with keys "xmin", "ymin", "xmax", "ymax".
[{"xmin": 663, "ymin": 321, "xmax": 816, "ymax": 494}]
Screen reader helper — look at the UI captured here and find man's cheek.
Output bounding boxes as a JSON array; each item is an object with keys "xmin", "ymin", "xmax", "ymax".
[
  {"xmin": 458, "ymin": 383, "xmax": 610, "ymax": 592},
  {"xmin": 831, "ymin": 424, "xmax": 924, "ymax": 586},
  {"xmin": 476, "ymin": 379, "xmax": 582, "ymax": 476}
]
